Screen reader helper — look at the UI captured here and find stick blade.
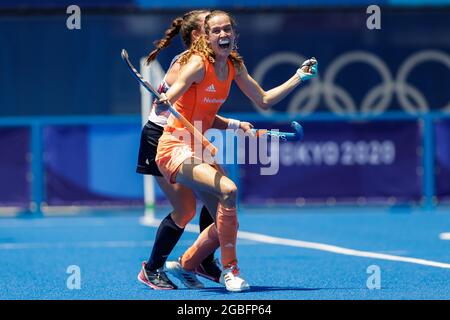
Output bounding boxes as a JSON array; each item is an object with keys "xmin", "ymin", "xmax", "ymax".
[{"xmin": 291, "ymin": 121, "xmax": 304, "ymax": 141}]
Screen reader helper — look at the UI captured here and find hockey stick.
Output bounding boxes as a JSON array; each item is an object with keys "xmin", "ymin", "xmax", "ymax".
[
  {"xmin": 251, "ymin": 121, "xmax": 304, "ymax": 142},
  {"xmin": 120, "ymin": 49, "xmax": 218, "ymax": 156}
]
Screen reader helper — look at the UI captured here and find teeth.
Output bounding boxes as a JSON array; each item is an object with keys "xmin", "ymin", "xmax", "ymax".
[{"xmin": 219, "ymin": 39, "xmax": 230, "ymax": 45}]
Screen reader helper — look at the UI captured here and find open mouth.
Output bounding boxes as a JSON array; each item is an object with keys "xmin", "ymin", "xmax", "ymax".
[{"xmin": 218, "ymin": 38, "xmax": 231, "ymax": 49}]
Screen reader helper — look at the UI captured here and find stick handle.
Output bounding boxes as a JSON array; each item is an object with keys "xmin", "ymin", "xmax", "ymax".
[{"xmin": 169, "ymin": 106, "xmax": 218, "ymax": 156}]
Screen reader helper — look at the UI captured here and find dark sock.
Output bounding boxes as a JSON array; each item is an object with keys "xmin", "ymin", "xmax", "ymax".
[
  {"xmin": 146, "ymin": 213, "xmax": 184, "ymax": 271},
  {"xmin": 199, "ymin": 206, "xmax": 216, "ymax": 264}
]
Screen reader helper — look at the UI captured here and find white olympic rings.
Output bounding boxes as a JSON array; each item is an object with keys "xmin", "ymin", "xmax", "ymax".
[{"xmin": 252, "ymin": 50, "xmax": 450, "ymax": 115}]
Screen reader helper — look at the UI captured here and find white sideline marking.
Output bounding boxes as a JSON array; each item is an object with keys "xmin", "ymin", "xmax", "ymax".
[
  {"xmin": 237, "ymin": 231, "xmax": 450, "ymax": 269},
  {"xmin": 140, "ymin": 217, "xmax": 450, "ymax": 269},
  {"xmin": 439, "ymin": 233, "xmax": 450, "ymax": 240}
]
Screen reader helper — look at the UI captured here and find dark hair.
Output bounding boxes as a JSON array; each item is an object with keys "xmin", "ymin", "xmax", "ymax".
[{"xmin": 145, "ymin": 10, "xmax": 210, "ymax": 65}]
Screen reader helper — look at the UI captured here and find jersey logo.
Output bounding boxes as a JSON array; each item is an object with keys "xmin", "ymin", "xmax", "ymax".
[
  {"xmin": 203, "ymin": 97, "xmax": 226, "ymax": 104},
  {"xmin": 205, "ymin": 84, "xmax": 216, "ymax": 93}
]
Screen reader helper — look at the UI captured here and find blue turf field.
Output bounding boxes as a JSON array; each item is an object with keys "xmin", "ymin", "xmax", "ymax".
[{"xmin": 1, "ymin": 207, "xmax": 450, "ymax": 300}]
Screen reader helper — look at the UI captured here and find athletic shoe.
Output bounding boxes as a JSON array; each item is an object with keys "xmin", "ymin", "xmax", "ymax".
[
  {"xmin": 165, "ymin": 259, "xmax": 204, "ymax": 289},
  {"xmin": 137, "ymin": 261, "xmax": 177, "ymax": 290},
  {"xmin": 195, "ymin": 258, "xmax": 221, "ymax": 283},
  {"xmin": 220, "ymin": 264, "xmax": 250, "ymax": 292}
]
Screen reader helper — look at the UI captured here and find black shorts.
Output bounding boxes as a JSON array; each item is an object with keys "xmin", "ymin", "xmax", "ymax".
[{"xmin": 136, "ymin": 120, "xmax": 164, "ymax": 176}]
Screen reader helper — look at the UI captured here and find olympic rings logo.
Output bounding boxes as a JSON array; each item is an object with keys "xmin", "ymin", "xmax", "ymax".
[{"xmin": 252, "ymin": 50, "xmax": 450, "ymax": 115}]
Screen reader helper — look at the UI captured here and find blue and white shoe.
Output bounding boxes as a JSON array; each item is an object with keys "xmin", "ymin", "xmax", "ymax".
[{"xmin": 165, "ymin": 259, "xmax": 204, "ymax": 289}]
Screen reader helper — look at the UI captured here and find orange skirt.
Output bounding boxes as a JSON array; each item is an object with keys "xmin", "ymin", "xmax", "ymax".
[{"xmin": 155, "ymin": 129, "xmax": 203, "ymax": 184}]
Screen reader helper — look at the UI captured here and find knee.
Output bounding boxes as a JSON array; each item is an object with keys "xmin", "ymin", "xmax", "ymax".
[{"xmin": 220, "ymin": 182, "xmax": 237, "ymax": 207}]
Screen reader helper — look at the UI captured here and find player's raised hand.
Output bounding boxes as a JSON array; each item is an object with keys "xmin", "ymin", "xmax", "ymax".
[{"xmin": 296, "ymin": 57, "xmax": 318, "ymax": 82}]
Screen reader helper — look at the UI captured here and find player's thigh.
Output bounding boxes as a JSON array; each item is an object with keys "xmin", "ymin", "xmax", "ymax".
[{"xmin": 175, "ymin": 161, "xmax": 236, "ymax": 199}]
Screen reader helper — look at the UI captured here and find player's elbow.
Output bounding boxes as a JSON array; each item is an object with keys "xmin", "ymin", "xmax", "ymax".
[
  {"xmin": 257, "ymin": 99, "xmax": 271, "ymax": 110},
  {"xmin": 254, "ymin": 94, "xmax": 271, "ymax": 110}
]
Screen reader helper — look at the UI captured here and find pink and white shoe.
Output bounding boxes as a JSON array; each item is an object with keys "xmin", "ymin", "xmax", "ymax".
[{"xmin": 137, "ymin": 261, "xmax": 177, "ymax": 290}]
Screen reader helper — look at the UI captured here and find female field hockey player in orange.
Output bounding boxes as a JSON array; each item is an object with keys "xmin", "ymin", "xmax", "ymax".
[
  {"xmin": 136, "ymin": 10, "xmax": 255, "ymax": 290},
  {"xmin": 155, "ymin": 10, "xmax": 318, "ymax": 292}
]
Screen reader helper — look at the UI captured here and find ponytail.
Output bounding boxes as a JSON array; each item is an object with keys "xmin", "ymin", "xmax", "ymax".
[{"xmin": 145, "ymin": 17, "xmax": 183, "ymax": 65}]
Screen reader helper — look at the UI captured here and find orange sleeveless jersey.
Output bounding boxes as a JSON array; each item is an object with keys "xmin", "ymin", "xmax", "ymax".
[
  {"xmin": 166, "ymin": 56, "xmax": 235, "ymax": 134},
  {"xmin": 155, "ymin": 56, "xmax": 235, "ymax": 183}
]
